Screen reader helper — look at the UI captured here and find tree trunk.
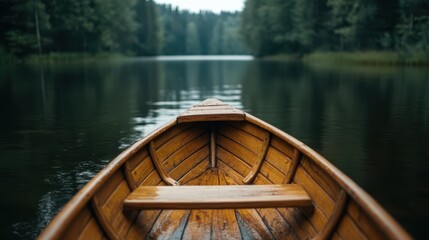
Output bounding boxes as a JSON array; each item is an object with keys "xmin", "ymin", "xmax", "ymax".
[{"xmin": 34, "ymin": 0, "xmax": 42, "ymax": 54}]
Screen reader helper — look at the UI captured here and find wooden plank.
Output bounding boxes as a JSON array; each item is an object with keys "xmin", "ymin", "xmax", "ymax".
[
  {"xmin": 79, "ymin": 218, "xmax": 105, "ymax": 240},
  {"xmin": 156, "ymin": 124, "xmax": 206, "ymax": 162},
  {"xmin": 334, "ymin": 215, "xmax": 366, "ymax": 240},
  {"xmin": 228, "ymin": 121, "xmax": 268, "ymax": 141},
  {"xmin": 128, "ymin": 155, "xmax": 155, "ymax": 188},
  {"xmin": 217, "ymin": 134, "xmax": 257, "ymax": 166},
  {"xmin": 177, "ymin": 99, "xmax": 245, "ymax": 123},
  {"xmin": 314, "ymin": 190, "xmax": 348, "ymax": 240},
  {"xmin": 127, "ymin": 147, "xmax": 150, "ymax": 171},
  {"xmin": 217, "ymin": 123, "xmax": 263, "ymax": 155},
  {"xmin": 276, "ymin": 207, "xmax": 316, "ymax": 239},
  {"xmin": 252, "ymin": 175, "xmax": 299, "ymax": 239},
  {"xmin": 152, "ymin": 123, "xmax": 194, "ymax": 150},
  {"xmin": 123, "ymin": 184, "xmax": 312, "ymax": 210},
  {"xmin": 300, "ymin": 156, "xmax": 342, "ymax": 200},
  {"xmin": 255, "ymin": 174, "xmax": 320, "ymax": 239},
  {"xmin": 126, "ymin": 209, "xmax": 162, "ymax": 239},
  {"xmin": 147, "ymin": 210, "xmax": 191, "ymax": 239},
  {"xmin": 258, "ymin": 161, "xmax": 287, "ymax": 184},
  {"xmin": 147, "ymin": 173, "xmax": 205, "ymax": 239},
  {"xmin": 346, "ymin": 200, "xmax": 389, "ymax": 239},
  {"xmin": 92, "ymin": 179, "xmax": 131, "ymax": 239},
  {"xmin": 284, "ymin": 149, "xmax": 301, "ymax": 184},
  {"xmin": 220, "ymin": 169, "xmax": 274, "ymax": 240},
  {"xmin": 177, "ymin": 158, "xmax": 209, "ymax": 185},
  {"xmin": 210, "ymin": 124, "xmax": 216, "ymax": 167},
  {"xmin": 271, "ymin": 136, "xmax": 295, "ymax": 158},
  {"xmin": 293, "ymin": 167, "xmax": 335, "ymax": 217},
  {"xmin": 243, "ymin": 132, "xmax": 271, "ymax": 184},
  {"xmin": 213, "ymin": 171, "xmax": 242, "ymax": 239},
  {"xmin": 60, "ymin": 206, "xmax": 92, "ymax": 240},
  {"xmin": 217, "ymin": 146, "xmax": 251, "ymax": 177},
  {"xmin": 162, "ymin": 132, "xmax": 209, "ymax": 173},
  {"xmin": 170, "ymin": 146, "xmax": 210, "ymax": 180},
  {"xmin": 93, "ymin": 170, "xmax": 123, "ymax": 206},
  {"xmin": 149, "ymin": 141, "xmax": 178, "ymax": 186},
  {"xmin": 182, "ymin": 170, "xmax": 215, "ymax": 239},
  {"xmin": 264, "ymin": 146, "xmax": 291, "ymax": 176},
  {"xmin": 218, "ymin": 160, "xmax": 246, "ymax": 184},
  {"xmin": 141, "ymin": 170, "xmax": 163, "ymax": 186}
]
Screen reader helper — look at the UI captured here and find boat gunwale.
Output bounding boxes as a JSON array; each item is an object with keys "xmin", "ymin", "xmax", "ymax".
[
  {"xmin": 38, "ymin": 119, "xmax": 178, "ymax": 240},
  {"xmin": 39, "ymin": 109, "xmax": 412, "ymax": 240},
  {"xmin": 245, "ymin": 113, "xmax": 411, "ymax": 240}
]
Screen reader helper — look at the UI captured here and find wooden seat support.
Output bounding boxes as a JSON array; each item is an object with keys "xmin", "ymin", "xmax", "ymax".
[{"xmin": 123, "ymin": 184, "xmax": 312, "ymax": 210}]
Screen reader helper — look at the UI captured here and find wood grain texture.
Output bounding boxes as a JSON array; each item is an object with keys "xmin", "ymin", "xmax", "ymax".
[
  {"xmin": 284, "ymin": 149, "xmax": 301, "ymax": 184},
  {"xmin": 39, "ymin": 99, "xmax": 412, "ymax": 240},
  {"xmin": 344, "ymin": 200, "xmax": 389, "ymax": 239},
  {"xmin": 178, "ymin": 99, "xmax": 245, "ymax": 123},
  {"xmin": 162, "ymin": 132, "xmax": 209, "ymax": 173},
  {"xmin": 243, "ymin": 132, "xmax": 271, "ymax": 184},
  {"xmin": 149, "ymin": 141, "xmax": 178, "ymax": 186},
  {"xmin": 124, "ymin": 184, "xmax": 312, "ymax": 210},
  {"xmin": 314, "ymin": 190, "xmax": 348, "ymax": 240},
  {"xmin": 182, "ymin": 170, "xmax": 215, "ymax": 239},
  {"xmin": 253, "ymin": 173, "xmax": 299, "ymax": 239}
]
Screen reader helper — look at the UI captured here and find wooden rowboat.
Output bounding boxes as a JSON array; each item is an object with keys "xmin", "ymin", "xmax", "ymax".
[{"xmin": 39, "ymin": 99, "xmax": 411, "ymax": 239}]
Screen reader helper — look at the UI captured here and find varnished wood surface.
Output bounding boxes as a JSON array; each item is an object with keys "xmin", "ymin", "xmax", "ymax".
[
  {"xmin": 39, "ymin": 99, "xmax": 412, "ymax": 240},
  {"xmin": 124, "ymin": 184, "xmax": 312, "ymax": 210},
  {"xmin": 177, "ymin": 98, "xmax": 245, "ymax": 123}
]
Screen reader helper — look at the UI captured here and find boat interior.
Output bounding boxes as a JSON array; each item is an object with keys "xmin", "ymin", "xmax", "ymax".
[{"xmin": 40, "ymin": 99, "xmax": 408, "ymax": 240}]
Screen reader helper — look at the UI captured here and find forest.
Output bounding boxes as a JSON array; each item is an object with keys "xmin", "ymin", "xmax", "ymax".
[
  {"xmin": 241, "ymin": 0, "xmax": 429, "ymax": 57},
  {"xmin": 1, "ymin": 0, "xmax": 428, "ymax": 60},
  {"xmin": 0, "ymin": 0, "xmax": 247, "ymax": 58}
]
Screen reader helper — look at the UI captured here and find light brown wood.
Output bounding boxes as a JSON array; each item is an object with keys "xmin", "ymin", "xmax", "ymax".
[
  {"xmin": 314, "ymin": 190, "xmax": 348, "ymax": 240},
  {"xmin": 162, "ymin": 132, "xmax": 209, "ymax": 173},
  {"xmin": 149, "ymin": 141, "xmax": 178, "ymax": 186},
  {"xmin": 210, "ymin": 124, "xmax": 216, "ymax": 167},
  {"xmin": 252, "ymin": 173, "xmax": 300, "ymax": 239},
  {"xmin": 284, "ymin": 148, "xmax": 301, "ymax": 183},
  {"xmin": 217, "ymin": 133, "xmax": 258, "ymax": 166},
  {"xmin": 177, "ymin": 98, "xmax": 245, "ymax": 123},
  {"xmin": 39, "ymin": 99, "xmax": 412, "ymax": 240},
  {"xmin": 124, "ymin": 184, "xmax": 312, "ymax": 210},
  {"xmin": 243, "ymin": 132, "xmax": 271, "ymax": 184}
]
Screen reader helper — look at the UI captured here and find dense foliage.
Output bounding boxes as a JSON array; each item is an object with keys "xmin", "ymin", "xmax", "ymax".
[
  {"xmin": 240, "ymin": 0, "xmax": 429, "ymax": 56},
  {"xmin": 159, "ymin": 5, "xmax": 247, "ymax": 55},
  {"xmin": 0, "ymin": 1, "xmax": 247, "ymax": 57}
]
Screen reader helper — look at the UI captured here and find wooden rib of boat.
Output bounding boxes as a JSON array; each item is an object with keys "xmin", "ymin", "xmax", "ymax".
[{"xmin": 39, "ymin": 99, "xmax": 411, "ymax": 240}]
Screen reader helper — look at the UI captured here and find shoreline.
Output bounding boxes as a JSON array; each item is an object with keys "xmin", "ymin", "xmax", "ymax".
[{"xmin": 261, "ymin": 51, "xmax": 429, "ymax": 67}]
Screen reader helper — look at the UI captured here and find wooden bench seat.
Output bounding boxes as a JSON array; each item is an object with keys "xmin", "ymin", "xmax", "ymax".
[{"xmin": 123, "ymin": 184, "xmax": 312, "ymax": 210}]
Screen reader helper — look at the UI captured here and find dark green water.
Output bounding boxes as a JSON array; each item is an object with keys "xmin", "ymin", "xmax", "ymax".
[{"xmin": 0, "ymin": 56, "xmax": 428, "ymax": 239}]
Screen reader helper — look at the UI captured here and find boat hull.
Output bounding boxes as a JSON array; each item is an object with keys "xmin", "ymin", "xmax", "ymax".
[{"xmin": 39, "ymin": 99, "xmax": 411, "ymax": 239}]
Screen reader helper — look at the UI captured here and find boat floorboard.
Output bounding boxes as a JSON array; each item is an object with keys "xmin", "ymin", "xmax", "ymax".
[{"xmin": 136, "ymin": 168, "xmax": 302, "ymax": 239}]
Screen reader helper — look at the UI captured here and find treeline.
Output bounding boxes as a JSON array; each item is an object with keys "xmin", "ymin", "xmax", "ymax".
[
  {"xmin": 241, "ymin": 0, "xmax": 429, "ymax": 56},
  {"xmin": 0, "ymin": 0, "xmax": 247, "ymax": 58},
  {"xmin": 159, "ymin": 5, "xmax": 247, "ymax": 55}
]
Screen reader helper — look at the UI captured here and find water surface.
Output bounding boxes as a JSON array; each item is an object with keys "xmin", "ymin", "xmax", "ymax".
[{"xmin": 0, "ymin": 57, "xmax": 428, "ymax": 238}]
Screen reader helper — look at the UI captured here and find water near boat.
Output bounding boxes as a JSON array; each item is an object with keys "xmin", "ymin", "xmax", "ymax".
[{"xmin": 0, "ymin": 56, "xmax": 428, "ymax": 238}]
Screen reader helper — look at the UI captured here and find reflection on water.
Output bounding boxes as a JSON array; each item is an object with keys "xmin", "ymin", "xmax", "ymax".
[{"xmin": 0, "ymin": 58, "xmax": 428, "ymax": 238}]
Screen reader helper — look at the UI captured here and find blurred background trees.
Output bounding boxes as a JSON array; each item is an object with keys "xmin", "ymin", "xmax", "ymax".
[
  {"xmin": 0, "ymin": 0, "xmax": 427, "ymax": 58},
  {"xmin": 240, "ymin": 0, "xmax": 429, "ymax": 57},
  {"xmin": 0, "ymin": 0, "xmax": 247, "ymax": 57}
]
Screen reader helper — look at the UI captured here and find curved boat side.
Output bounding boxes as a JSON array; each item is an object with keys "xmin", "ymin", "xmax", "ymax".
[
  {"xmin": 38, "ymin": 119, "xmax": 177, "ymax": 239},
  {"xmin": 245, "ymin": 114, "xmax": 411, "ymax": 239},
  {"xmin": 38, "ymin": 101, "xmax": 411, "ymax": 239}
]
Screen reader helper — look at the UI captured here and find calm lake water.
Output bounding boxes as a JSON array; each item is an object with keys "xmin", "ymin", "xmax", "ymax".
[{"xmin": 0, "ymin": 56, "xmax": 428, "ymax": 238}]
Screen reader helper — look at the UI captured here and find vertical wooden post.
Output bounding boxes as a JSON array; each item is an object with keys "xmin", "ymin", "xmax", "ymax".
[
  {"xmin": 284, "ymin": 149, "xmax": 301, "ymax": 184},
  {"xmin": 210, "ymin": 124, "xmax": 216, "ymax": 168}
]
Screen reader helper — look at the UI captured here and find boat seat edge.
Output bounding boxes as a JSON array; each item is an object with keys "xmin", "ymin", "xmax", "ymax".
[{"xmin": 123, "ymin": 184, "xmax": 312, "ymax": 210}]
